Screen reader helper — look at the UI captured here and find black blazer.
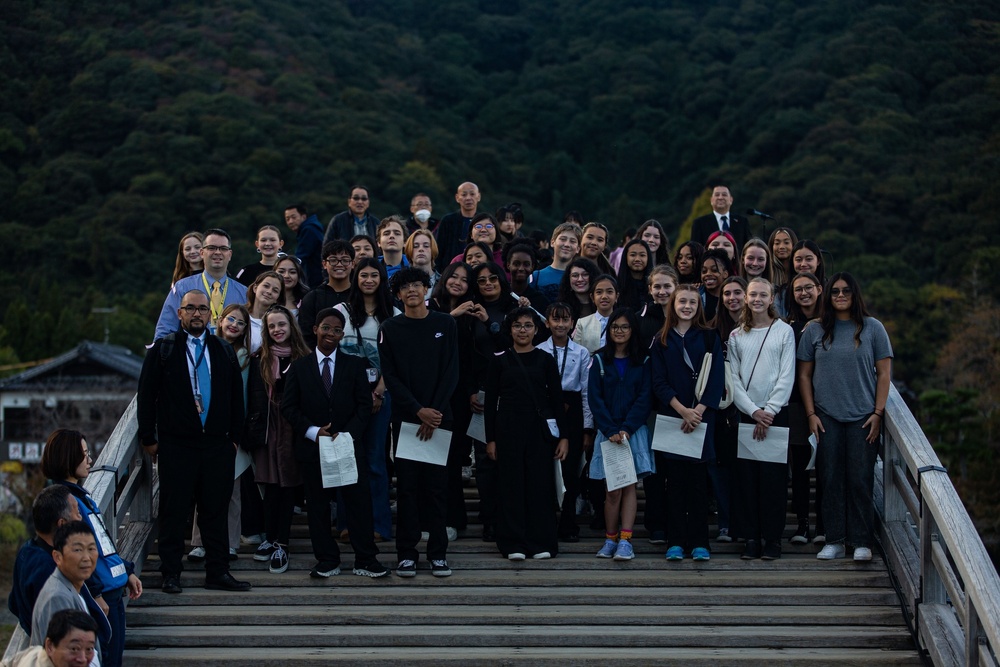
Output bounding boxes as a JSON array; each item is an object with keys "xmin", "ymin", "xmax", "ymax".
[
  {"xmin": 691, "ymin": 213, "xmax": 751, "ymax": 252},
  {"xmin": 280, "ymin": 351, "xmax": 373, "ymax": 464},
  {"xmin": 137, "ymin": 331, "xmax": 245, "ymax": 450}
]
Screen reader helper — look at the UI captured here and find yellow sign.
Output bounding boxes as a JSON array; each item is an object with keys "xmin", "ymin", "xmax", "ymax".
[{"xmin": 0, "ymin": 461, "xmax": 24, "ymax": 474}]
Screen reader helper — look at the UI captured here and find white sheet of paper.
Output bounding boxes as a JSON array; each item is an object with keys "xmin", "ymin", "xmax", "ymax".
[
  {"xmin": 234, "ymin": 446, "xmax": 252, "ymax": 479},
  {"xmin": 806, "ymin": 433, "xmax": 818, "ymax": 471},
  {"xmin": 466, "ymin": 391, "xmax": 486, "ymax": 443},
  {"xmin": 319, "ymin": 433, "xmax": 359, "ymax": 488},
  {"xmin": 650, "ymin": 414, "xmax": 707, "ymax": 459},
  {"xmin": 601, "ymin": 437, "xmax": 637, "ymax": 492},
  {"xmin": 737, "ymin": 424, "xmax": 790, "ymax": 464},
  {"xmin": 396, "ymin": 422, "xmax": 452, "ymax": 466},
  {"xmin": 554, "ymin": 459, "xmax": 566, "ymax": 506}
]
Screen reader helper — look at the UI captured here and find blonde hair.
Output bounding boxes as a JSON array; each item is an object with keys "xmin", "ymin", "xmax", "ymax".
[
  {"xmin": 740, "ymin": 238, "xmax": 774, "ymax": 284},
  {"xmin": 404, "ymin": 229, "xmax": 439, "ymax": 263},
  {"xmin": 738, "ymin": 277, "xmax": 779, "ymax": 332}
]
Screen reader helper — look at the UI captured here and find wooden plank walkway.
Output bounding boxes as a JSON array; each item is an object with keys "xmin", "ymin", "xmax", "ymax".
[{"xmin": 124, "ymin": 484, "xmax": 923, "ymax": 666}]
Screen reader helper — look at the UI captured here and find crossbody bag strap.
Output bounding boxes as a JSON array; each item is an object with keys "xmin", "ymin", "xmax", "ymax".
[{"xmin": 745, "ymin": 320, "xmax": 775, "ymax": 390}]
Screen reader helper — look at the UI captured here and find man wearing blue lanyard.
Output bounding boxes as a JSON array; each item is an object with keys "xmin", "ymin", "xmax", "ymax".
[
  {"xmin": 154, "ymin": 228, "xmax": 248, "ymax": 340},
  {"xmin": 138, "ymin": 290, "xmax": 251, "ymax": 593}
]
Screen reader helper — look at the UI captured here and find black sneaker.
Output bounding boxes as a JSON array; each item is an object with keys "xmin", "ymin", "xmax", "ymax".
[
  {"xmin": 396, "ymin": 559, "xmax": 417, "ymax": 578},
  {"xmin": 648, "ymin": 530, "xmax": 667, "ymax": 545},
  {"xmin": 761, "ymin": 541, "xmax": 782, "ymax": 560},
  {"xmin": 268, "ymin": 543, "xmax": 289, "ymax": 574},
  {"xmin": 790, "ymin": 523, "xmax": 810, "ymax": 544},
  {"xmin": 353, "ymin": 561, "xmax": 389, "ymax": 578},
  {"xmin": 310, "ymin": 561, "xmax": 341, "ymax": 578},
  {"xmin": 431, "ymin": 560, "xmax": 452, "ymax": 577},
  {"xmin": 741, "ymin": 539, "xmax": 761, "ymax": 560},
  {"xmin": 253, "ymin": 540, "xmax": 275, "ymax": 562}
]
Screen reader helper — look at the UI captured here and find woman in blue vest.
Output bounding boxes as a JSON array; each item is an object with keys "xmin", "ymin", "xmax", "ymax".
[{"xmin": 41, "ymin": 428, "xmax": 143, "ymax": 667}]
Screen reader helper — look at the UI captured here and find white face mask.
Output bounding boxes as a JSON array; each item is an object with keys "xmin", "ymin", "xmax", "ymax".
[{"xmin": 414, "ymin": 209, "xmax": 431, "ymax": 223}]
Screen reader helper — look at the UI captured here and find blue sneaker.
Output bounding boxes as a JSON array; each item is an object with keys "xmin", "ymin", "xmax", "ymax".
[
  {"xmin": 692, "ymin": 547, "xmax": 711, "ymax": 561},
  {"xmin": 665, "ymin": 545, "xmax": 684, "ymax": 560},
  {"xmin": 613, "ymin": 540, "xmax": 634, "ymax": 561},
  {"xmin": 596, "ymin": 539, "xmax": 617, "ymax": 558}
]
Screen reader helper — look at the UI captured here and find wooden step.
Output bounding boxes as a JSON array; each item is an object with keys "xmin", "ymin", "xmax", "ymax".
[{"xmin": 122, "ymin": 646, "xmax": 924, "ymax": 666}]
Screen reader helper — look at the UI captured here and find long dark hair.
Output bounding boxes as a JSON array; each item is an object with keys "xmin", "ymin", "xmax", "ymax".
[
  {"xmin": 345, "ymin": 258, "xmax": 394, "ymax": 330},
  {"xmin": 786, "ymin": 272, "xmax": 822, "ymax": 324},
  {"xmin": 673, "ymin": 241, "xmax": 704, "ymax": 284},
  {"xmin": 558, "ymin": 257, "xmax": 600, "ymax": 318},
  {"xmin": 616, "ymin": 239, "xmax": 653, "ymax": 310},
  {"xmin": 599, "ymin": 307, "xmax": 644, "ymax": 367},
  {"xmin": 635, "ymin": 219, "xmax": 671, "ymax": 266},
  {"xmin": 471, "ymin": 262, "xmax": 516, "ymax": 307},
  {"xmin": 430, "ymin": 261, "xmax": 471, "ymax": 310},
  {"xmin": 819, "ymin": 272, "xmax": 870, "ymax": 349},
  {"xmin": 709, "ymin": 275, "xmax": 748, "ymax": 342}
]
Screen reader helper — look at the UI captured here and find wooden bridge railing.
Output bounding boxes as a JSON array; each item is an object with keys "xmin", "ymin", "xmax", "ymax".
[
  {"xmin": 878, "ymin": 385, "xmax": 1000, "ymax": 667},
  {"xmin": 3, "ymin": 396, "xmax": 157, "ymax": 662}
]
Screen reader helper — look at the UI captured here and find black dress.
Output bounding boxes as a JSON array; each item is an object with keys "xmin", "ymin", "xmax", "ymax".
[{"xmin": 484, "ymin": 348, "xmax": 568, "ymax": 557}]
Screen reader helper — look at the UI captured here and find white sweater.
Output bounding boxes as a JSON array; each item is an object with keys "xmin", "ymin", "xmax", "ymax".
[{"xmin": 728, "ymin": 319, "xmax": 795, "ymax": 417}]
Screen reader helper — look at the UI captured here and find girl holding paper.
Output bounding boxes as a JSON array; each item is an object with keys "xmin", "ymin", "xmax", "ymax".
[
  {"xmin": 650, "ymin": 284, "xmax": 725, "ymax": 562},
  {"xmin": 728, "ymin": 277, "xmax": 795, "ymax": 560},
  {"xmin": 588, "ymin": 307, "xmax": 653, "ymax": 561}
]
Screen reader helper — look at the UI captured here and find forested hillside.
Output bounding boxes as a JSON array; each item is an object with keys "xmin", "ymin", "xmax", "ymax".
[{"xmin": 1, "ymin": 1, "xmax": 998, "ymax": 541}]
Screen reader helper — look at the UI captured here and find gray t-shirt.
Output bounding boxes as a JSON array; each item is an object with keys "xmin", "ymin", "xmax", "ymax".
[{"xmin": 797, "ymin": 317, "xmax": 893, "ymax": 422}]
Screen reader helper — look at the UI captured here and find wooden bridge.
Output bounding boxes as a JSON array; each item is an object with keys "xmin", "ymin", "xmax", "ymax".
[{"xmin": 5, "ymin": 386, "xmax": 1000, "ymax": 665}]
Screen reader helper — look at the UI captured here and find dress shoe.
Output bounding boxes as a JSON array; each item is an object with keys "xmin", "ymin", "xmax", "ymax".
[
  {"xmin": 204, "ymin": 572, "xmax": 252, "ymax": 591},
  {"xmin": 161, "ymin": 574, "xmax": 182, "ymax": 594},
  {"xmin": 741, "ymin": 539, "xmax": 761, "ymax": 560}
]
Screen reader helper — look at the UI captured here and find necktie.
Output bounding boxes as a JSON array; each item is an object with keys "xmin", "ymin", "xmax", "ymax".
[
  {"xmin": 720, "ymin": 215, "xmax": 730, "ymax": 232},
  {"xmin": 210, "ymin": 280, "xmax": 223, "ymax": 321},
  {"xmin": 321, "ymin": 358, "xmax": 332, "ymax": 396},
  {"xmin": 193, "ymin": 338, "xmax": 211, "ymax": 425}
]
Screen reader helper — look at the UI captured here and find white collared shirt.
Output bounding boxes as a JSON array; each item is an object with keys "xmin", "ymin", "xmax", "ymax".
[
  {"xmin": 714, "ymin": 211, "xmax": 730, "ymax": 231},
  {"xmin": 537, "ymin": 338, "xmax": 594, "ymax": 429},
  {"xmin": 305, "ymin": 347, "xmax": 338, "ymax": 443},
  {"xmin": 185, "ymin": 331, "xmax": 211, "ymax": 396}
]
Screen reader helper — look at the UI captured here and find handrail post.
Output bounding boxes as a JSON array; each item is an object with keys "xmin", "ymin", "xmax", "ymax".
[
  {"xmin": 966, "ymin": 596, "xmax": 981, "ymax": 667},
  {"xmin": 882, "ymin": 433, "xmax": 907, "ymax": 523},
  {"xmin": 919, "ymin": 508, "xmax": 946, "ymax": 606},
  {"xmin": 132, "ymin": 447, "xmax": 153, "ymax": 523}
]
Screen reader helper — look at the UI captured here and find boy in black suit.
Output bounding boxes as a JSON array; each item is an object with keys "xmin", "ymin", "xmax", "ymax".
[{"xmin": 281, "ymin": 308, "xmax": 388, "ymax": 578}]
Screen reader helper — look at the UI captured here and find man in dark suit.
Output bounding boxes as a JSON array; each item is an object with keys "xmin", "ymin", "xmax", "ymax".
[
  {"xmin": 281, "ymin": 307, "xmax": 388, "ymax": 579},
  {"xmin": 690, "ymin": 184, "xmax": 752, "ymax": 252},
  {"xmin": 137, "ymin": 290, "xmax": 251, "ymax": 594},
  {"xmin": 323, "ymin": 185, "xmax": 380, "ymax": 245},
  {"xmin": 436, "ymin": 181, "xmax": 482, "ymax": 272}
]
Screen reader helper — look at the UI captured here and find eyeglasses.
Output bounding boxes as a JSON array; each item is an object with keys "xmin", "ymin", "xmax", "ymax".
[
  {"xmin": 477, "ymin": 275, "xmax": 499, "ymax": 285},
  {"xmin": 82, "ymin": 449, "xmax": 93, "ymax": 462},
  {"xmin": 325, "ymin": 256, "xmax": 352, "ymax": 265},
  {"xmin": 793, "ymin": 284, "xmax": 817, "ymax": 293},
  {"xmin": 181, "ymin": 305, "xmax": 211, "ymax": 313},
  {"xmin": 317, "ymin": 325, "xmax": 345, "ymax": 334},
  {"xmin": 511, "ymin": 322, "xmax": 535, "ymax": 331},
  {"xmin": 473, "ymin": 223, "xmax": 495, "ymax": 231},
  {"xmin": 610, "ymin": 324, "xmax": 631, "ymax": 332},
  {"xmin": 830, "ymin": 287, "xmax": 853, "ymax": 296},
  {"xmin": 203, "ymin": 245, "xmax": 231, "ymax": 253},
  {"xmin": 351, "ymin": 195, "xmax": 369, "ymax": 201},
  {"xmin": 400, "ymin": 281, "xmax": 425, "ymax": 292},
  {"xmin": 224, "ymin": 315, "xmax": 247, "ymax": 328}
]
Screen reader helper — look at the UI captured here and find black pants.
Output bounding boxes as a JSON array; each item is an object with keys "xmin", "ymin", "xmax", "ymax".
[
  {"xmin": 262, "ymin": 483, "xmax": 298, "ymax": 546},
  {"xmin": 300, "ymin": 449, "xmax": 379, "ymax": 568},
  {"xmin": 396, "ymin": 457, "xmax": 449, "ymax": 562},
  {"xmin": 664, "ymin": 458, "xmax": 709, "ymax": 552},
  {"xmin": 733, "ymin": 459, "xmax": 787, "ymax": 542},
  {"xmin": 495, "ymin": 425, "xmax": 558, "ymax": 557},
  {"xmin": 158, "ymin": 443, "xmax": 235, "ymax": 578},
  {"xmin": 557, "ymin": 392, "xmax": 584, "ymax": 537},
  {"xmin": 446, "ymin": 390, "xmax": 472, "ymax": 531}
]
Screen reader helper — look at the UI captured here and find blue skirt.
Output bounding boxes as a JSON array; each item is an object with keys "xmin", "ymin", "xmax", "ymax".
[{"xmin": 591, "ymin": 425, "xmax": 655, "ymax": 481}]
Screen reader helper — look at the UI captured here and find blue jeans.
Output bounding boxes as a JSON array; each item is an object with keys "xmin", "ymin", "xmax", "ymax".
[
  {"xmin": 817, "ymin": 412, "xmax": 877, "ymax": 547},
  {"xmin": 338, "ymin": 392, "xmax": 393, "ymax": 538}
]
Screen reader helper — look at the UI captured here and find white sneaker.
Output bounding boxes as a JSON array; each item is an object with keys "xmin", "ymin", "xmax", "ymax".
[
  {"xmin": 240, "ymin": 533, "xmax": 264, "ymax": 546},
  {"xmin": 420, "ymin": 531, "xmax": 430, "ymax": 541},
  {"xmin": 817, "ymin": 543, "xmax": 846, "ymax": 560},
  {"xmin": 532, "ymin": 551, "xmax": 552, "ymax": 560},
  {"xmin": 508, "ymin": 552, "xmax": 526, "ymax": 561},
  {"xmin": 853, "ymin": 547, "xmax": 873, "ymax": 561},
  {"xmin": 446, "ymin": 526, "xmax": 458, "ymax": 541},
  {"xmin": 187, "ymin": 546, "xmax": 206, "ymax": 562}
]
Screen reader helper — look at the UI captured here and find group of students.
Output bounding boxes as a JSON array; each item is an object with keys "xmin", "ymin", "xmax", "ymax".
[{"xmin": 164, "ymin": 208, "xmax": 893, "ymax": 570}]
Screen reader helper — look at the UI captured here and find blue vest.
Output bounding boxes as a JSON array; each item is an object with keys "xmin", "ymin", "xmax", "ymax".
[{"xmin": 62, "ymin": 482, "xmax": 129, "ymax": 592}]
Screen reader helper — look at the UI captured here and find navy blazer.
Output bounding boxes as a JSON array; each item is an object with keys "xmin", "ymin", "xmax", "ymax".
[{"xmin": 280, "ymin": 350, "xmax": 372, "ymax": 464}]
